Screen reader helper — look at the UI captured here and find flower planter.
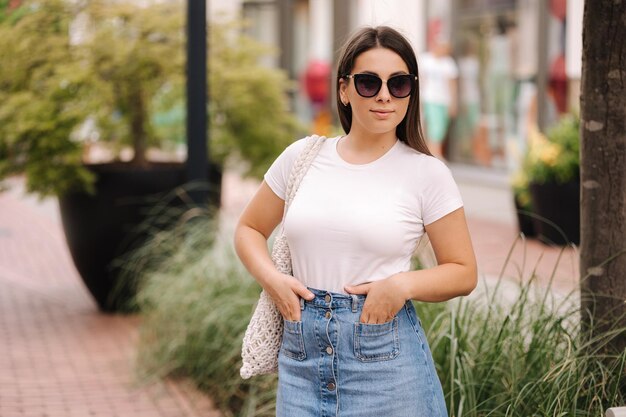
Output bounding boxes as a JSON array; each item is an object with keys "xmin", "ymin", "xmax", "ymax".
[
  {"xmin": 513, "ymin": 196, "xmax": 536, "ymax": 237},
  {"xmin": 58, "ymin": 161, "xmax": 222, "ymax": 312},
  {"xmin": 529, "ymin": 180, "xmax": 580, "ymax": 245}
]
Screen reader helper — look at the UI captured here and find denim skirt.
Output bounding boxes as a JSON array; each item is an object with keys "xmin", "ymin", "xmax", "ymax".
[{"xmin": 276, "ymin": 288, "xmax": 448, "ymax": 417}]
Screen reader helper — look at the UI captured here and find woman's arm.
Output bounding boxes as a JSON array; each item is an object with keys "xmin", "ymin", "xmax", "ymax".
[
  {"xmin": 345, "ymin": 207, "xmax": 477, "ymax": 323},
  {"xmin": 399, "ymin": 206, "xmax": 477, "ymax": 299},
  {"xmin": 234, "ymin": 181, "xmax": 314, "ymax": 321}
]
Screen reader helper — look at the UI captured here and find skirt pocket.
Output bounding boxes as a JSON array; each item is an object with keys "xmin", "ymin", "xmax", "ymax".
[
  {"xmin": 281, "ymin": 319, "xmax": 307, "ymax": 361},
  {"xmin": 353, "ymin": 317, "xmax": 400, "ymax": 362}
]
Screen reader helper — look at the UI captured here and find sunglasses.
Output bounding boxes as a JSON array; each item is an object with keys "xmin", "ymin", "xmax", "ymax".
[{"xmin": 344, "ymin": 73, "xmax": 417, "ymax": 98}]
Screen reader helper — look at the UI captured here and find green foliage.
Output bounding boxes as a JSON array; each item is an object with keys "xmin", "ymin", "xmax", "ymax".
[
  {"xmin": 422, "ymin": 272, "xmax": 625, "ymax": 416},
  {"xmin": 0, "ymin": 0, "xmax": 301, "ymax": 197},
  {"xmin": 523, "ymin": 115, "xmax": 581, "ymax": 185},
  {"xmin": 0, "ymin": 0, "xmax": 96, "ymax": 196},
  {"xmin": 129, "ymin": 214, "xmax": 625, "ymax": 417},
  {"xmin": 0, "ymin": 0, "xmax": 28, "ymax": 25},
  {"xmin": 511, "ymin": 114, "xmax": 580, "ymax": 214},
  {"xmin": 208, "ymin": 21, "xmax": 304, "ymax": 178},
  {"xmin": 511, "ymin": 170, "xmax": 532, "ymax": 211},
  {"xmin": 82, "ymin": 0, "xmax": 185, "ymax": 162}
]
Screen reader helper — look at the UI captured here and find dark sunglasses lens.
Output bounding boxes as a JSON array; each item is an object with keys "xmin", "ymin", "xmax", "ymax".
[
  {"xmin": 354, "ymin": 74, "xmax": 381, "ymax": 97},
  {"xmin": 388, "ymin": 75, "xmax": 414, "ymax": 98}
]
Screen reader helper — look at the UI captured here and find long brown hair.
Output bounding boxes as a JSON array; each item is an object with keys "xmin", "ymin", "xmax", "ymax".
[{"xmin": 336, "ymin": 26, "xmax": 431, "ymax": 156}]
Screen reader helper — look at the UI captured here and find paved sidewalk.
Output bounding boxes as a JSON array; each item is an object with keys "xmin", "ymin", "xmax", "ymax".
[{"xmin": 0, "ymin": 178, "xmax": 220, "ymax": 417}]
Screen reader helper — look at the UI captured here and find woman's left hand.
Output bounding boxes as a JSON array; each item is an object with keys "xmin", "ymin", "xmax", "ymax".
[{"xmin": 345, "ymin": 274, "xmax": 408, "ymax": 324}]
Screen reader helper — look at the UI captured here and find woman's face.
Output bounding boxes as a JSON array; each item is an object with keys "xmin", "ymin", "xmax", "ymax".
[{"xmin": 339, "ymin": 47, "xmax": 411, "ymax": 137}]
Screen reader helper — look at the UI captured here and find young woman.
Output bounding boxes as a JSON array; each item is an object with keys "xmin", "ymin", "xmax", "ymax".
[{"xmin": 234, "ymin": 26, "xmax": 477, "ymax": 417}]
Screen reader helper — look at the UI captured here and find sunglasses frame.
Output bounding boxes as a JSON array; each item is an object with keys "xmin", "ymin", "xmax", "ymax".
[{"xmin": 343, "ymin": 73, "xmax": 418, "ymax": 98}]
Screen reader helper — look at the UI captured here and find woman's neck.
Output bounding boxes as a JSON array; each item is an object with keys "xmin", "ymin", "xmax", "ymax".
[{"xmin": 337, "ymin": 131, "xmax": 397, "ymax": 164}]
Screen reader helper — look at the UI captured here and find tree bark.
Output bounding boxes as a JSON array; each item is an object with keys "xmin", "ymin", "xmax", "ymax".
[
  {"xmin": 580, "ymin": 0, "xmax": 626, "ymax": 353},
  {"xmin": 129, "ymin": 85, "xmax": 148, "ymax": 167}
]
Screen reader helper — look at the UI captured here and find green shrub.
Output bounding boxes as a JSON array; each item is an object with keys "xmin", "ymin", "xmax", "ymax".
[
  {"xmin": 131, "ymin": 214, "xmax": 625, "ymax": 417},
  {"xmin": 523, "ymin": 115, "xmax": 580, "ymax": 186}
]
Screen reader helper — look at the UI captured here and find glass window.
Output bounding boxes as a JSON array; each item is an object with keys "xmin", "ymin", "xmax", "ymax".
[{"xmin": 242, "ymin": 1, "xmax": 279, "ymax": 68}]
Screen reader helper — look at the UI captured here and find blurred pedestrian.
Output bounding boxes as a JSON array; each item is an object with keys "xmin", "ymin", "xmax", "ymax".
[
  {"xmin": 458, "ymin": 37, "xmax": 482, "ymax": 156},
  {"xmin": 420, "ymin": 39, "xmax": 459, "ymax": 159},
  {"xmin": 486, "ymin": 16, "xmax": 516, "ymax": 163},
  {"xmin": 235, "ymin": 26, "xmax": 477, "ymax": 417}
]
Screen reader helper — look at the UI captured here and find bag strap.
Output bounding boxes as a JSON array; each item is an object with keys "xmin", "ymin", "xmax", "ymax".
[{"xmin": 282, "ymin": 135, "xmax": 326, "ymax": 219}]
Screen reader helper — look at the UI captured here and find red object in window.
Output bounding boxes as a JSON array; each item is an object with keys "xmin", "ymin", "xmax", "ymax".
[
  {"xmin": 549, "ymin": 54, "xmax": 568, "ymax": 114},
  {"xmin": 550, "ymin": 0, "xmax": 567, "ymax": 21},
  {"xmin": 303, "ymin": 60, "xmax": 331, "ymax": 104},
  {"xmin": 427, "ymin": 18, "xmax": 443, "ymax": 51}
]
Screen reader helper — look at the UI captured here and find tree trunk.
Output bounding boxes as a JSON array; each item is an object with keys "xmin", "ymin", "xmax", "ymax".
[
  {"xmin": 580, "ymin": 0, "xmax": 626, "ymax": 353},
  {"xmin": 129, "ymin": 85, "xmax": 148, "ymax": 167}
]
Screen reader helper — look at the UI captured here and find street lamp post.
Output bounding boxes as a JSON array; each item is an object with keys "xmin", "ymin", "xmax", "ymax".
[{"xmin": 186, "ymin": 0, "xmax": 209, "ymax": 205}]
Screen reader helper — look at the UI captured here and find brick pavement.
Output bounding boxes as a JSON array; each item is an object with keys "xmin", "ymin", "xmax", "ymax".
[
  {"xmin": 467, "ymin": 217, "xmax": 579, "ymax": 294},
  {"xmin": 0, "ymin": 178, "xmax": 220, "ymax": 417}
]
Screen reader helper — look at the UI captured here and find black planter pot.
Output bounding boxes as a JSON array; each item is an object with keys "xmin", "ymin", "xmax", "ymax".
[
  {"xmin": 513, "ymin": 196, "xmax": 536, "ymax": 237},
  {"xmin": 529, "ymin": 180, "xmax": 580, "ymax": 245},
  {"xmin": 58, "ymin": 161, "xmax": 222, "ymax": 312}
]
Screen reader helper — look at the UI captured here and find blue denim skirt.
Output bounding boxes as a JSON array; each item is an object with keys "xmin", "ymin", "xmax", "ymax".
[{"xmin": 276, "ymin": 288, "xmax": 448, "ymax": 417}]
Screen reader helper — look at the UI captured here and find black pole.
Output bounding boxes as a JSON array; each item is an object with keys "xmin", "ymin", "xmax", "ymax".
[
  {"xmin": 186, "ymin": 0, "xmax": 209, "ymax": 205},
  {"xmin": 537, "ymin": 0, "xmax": 550, "ymax": 133}
]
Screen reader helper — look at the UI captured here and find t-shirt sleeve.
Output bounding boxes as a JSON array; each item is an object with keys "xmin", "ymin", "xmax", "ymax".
[
  {"xmin": 263, "ymin": 138, "xmax": 308, "ymax": 200},
  {"xmin": 420, "ymin": 159, "xmax": 464, "ymax": 225}
]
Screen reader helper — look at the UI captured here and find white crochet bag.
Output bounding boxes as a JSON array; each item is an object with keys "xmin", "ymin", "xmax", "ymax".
[{"xmin": 240, "ymin": 135, "xmax": 326, "ymax": 379}]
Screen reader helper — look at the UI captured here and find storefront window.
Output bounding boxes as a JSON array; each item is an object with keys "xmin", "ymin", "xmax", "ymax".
[
  {"xmin": 459, "ymin": 0, "xmax": 516, "ymax": 9},
  {"xmin": 452, "ymin": 14, "xmax": 518, "ymax": 169},
  {"xmin": 434, "ymin": 0, "xmax": 569, "ymax": 171},
  {"xmin": 242, "ymin": 0, "xmax": 279, "ymax": 69},
  {"xmin": 425, "ymin": 0, "xmax": 519, "ymax": 168}
]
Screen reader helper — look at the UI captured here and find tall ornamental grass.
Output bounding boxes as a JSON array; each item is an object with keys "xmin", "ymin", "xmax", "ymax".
[
  {"xmin": 128, "ymin": 217, "xmax": 278, "ymax": 417},
  {"xmin": 419, "ymin": 247, "xmax": 626, "ymax": 416},
  {"xmin": 129, "ymin": 212, "xmax": 626, "ymax": 417}
]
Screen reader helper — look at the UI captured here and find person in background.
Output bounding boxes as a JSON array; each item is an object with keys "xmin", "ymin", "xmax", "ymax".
[
  {"xmin": 420, "ymin": 38, "xmax": 459, "ymax": 159},
  {"xmin": 457, "ymin": 36, "xmax": 482, "ymax": 160},
  {"xmin": 235, "ymin": 26, "xmax": 477, "ymax": 417}
]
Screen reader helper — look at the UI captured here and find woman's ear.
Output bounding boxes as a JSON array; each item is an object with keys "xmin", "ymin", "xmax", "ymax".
[{"xmin": 339, "ymin": 79, "xmax": 349, "ymax": 106}]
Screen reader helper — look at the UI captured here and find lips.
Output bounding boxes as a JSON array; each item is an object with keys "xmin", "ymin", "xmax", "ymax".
[{"xmin": 370, "ymin": 109, "xmax": 394, "ymax": 119}]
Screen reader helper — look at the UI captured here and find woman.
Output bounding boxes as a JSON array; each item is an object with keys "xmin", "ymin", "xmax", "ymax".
[{"xmin": 234, "ymin": 26, "xmax": 477, "ymax": 417}]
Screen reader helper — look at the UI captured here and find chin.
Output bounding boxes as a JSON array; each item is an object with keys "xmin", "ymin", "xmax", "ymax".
[{"xmin": 367, "ymin": 123, "xmax": 399, "ymax": 135}]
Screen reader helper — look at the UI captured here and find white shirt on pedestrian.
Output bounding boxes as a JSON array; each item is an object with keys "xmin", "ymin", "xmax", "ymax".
[{"xmin": 420, "ymin": 52, "xmax": 459, "ymax": 106}]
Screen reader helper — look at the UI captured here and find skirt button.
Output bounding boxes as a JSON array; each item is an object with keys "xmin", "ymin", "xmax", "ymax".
[
  {"xmin": 325, "ymin": 311, "xmax": 332, "ymax": 319},
  {"xmin": 324, "ymin": 294, "xmax": 331, "ymax": 303},
  {"xmin": 327, "ymin": 382, "xmax": 336, "ymax": 391}
]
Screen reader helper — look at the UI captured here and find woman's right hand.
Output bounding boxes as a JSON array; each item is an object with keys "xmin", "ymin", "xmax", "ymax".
[{"xmin": 264, "ymin": 273, "xmax": 315, "ymax": 321}]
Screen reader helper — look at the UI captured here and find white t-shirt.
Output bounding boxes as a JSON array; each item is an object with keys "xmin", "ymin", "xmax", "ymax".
[
  {"xmin": 264, "ymin": 136, "xmax": 464, "ymax": 294},
  {"xmin": 420, "ymin": 52, "xmax": 459, "ymax": 105}
]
